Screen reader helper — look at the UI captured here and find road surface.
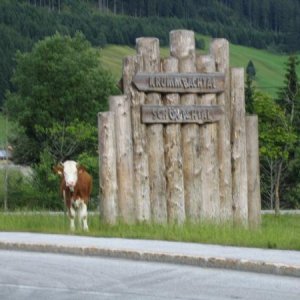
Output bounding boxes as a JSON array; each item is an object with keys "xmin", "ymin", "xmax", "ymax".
[{"xmin": 0, "ymin": 249, "xmax": 299, "ymax": 300}]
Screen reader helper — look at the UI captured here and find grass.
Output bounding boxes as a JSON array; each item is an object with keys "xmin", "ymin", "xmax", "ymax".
[
  {"xmin": 0, "ymin": 213, "xmax": 299, "ymax": 251},
  {"xmin": 229, "ymin": 42, "xmax": 294, "ymax": 96},
  {"xmin": 100, "ymin": 41, "xmax": 300, "ymax": 97},
  {"xmin": 99, "ymin": 44, "xmax": 170, "ymax": 80}
]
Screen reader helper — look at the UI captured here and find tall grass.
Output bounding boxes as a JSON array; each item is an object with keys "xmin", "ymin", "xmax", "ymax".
[{"xmin": 0, "ymin": 213, "xmax": 299, "ymax": 250}]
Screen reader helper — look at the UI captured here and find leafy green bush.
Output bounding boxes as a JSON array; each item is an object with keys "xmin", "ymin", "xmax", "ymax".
[
  {"xmin": 0, "ymin": 167, "xmax": 36, "ymax": 210},
  {"xmin": 0, "ymin": 149, "xmax": 100, "ymax": 211},
  {"xmin": 31, "ymin": 149, "xmax": 99, "ymax": 211},
  {"xmin": 30, "ymin": 150, "xmax": 64, "ymax": 210},
  {"xmin": 6, "ymin": 32, "xmax": 117, "ymax": 164}
]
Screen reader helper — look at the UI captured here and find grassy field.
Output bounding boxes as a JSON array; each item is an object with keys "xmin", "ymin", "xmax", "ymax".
[
  {"xmin": 100, "ymin": 40, "xmax": 300, "ymax": 97},
  {"xmin": 0, "ymin": 213, "xmax": 299, "ymax": 251}
]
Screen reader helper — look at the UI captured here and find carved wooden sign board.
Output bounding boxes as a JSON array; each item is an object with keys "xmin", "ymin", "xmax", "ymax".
[
  {"xmin": 141, "ymin": 105, "xmax": 224, "ymax": 124},
  {"xmin": 133, "ymin": 72, "xmax": 225, "ymax": 93},
  {"xmin": 134, "ymin": 72, "xmax": 225, "ymax": 124}
]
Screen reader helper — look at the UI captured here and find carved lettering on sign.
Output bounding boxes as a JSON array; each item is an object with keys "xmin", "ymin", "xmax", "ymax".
[
  {"xmin": 133, "ymin": 72, "xmax": 225, "ymax": 93},
  {"xmin": 141, "ymin": 105, "xmax": 224, "ymax": 124}
]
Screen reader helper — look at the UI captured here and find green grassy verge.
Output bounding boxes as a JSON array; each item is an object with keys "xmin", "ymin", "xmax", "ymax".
[{"xmin": 0, "ymin": 213, "xmax": 299, "ymax": 251}]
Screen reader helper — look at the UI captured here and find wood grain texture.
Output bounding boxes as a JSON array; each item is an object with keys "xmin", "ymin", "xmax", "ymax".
[
  {"xmin": 122, "ymin": 55, "xmax": 151, "ymax": 222},
  {"xmin": 162, "ymin": 56, "xmax": 185, "ymax": 224},
  {"xmin": 197, "ymin": 54, "xmax": 220, "ymax": 221},
  {"xmin": 136, "ymin": 37, "xmax": 167, "ymax": 223},
  {"xmin": 210, "ymin": 39, "xmax": 233, "ymax": 222},
  {"xmin": 231, "ymin": 68, "xmax": 248, "ymax": 226},
  {"xmin": 98, "ymin": 112, "xmax": 118, "ymax": 224},
  {"xmin": 170, "ymin": 30, "xmax": 201, "ymax": 221},
  {"xmin": 109, "ymin": 95, "xmax": 135, "ymax": 223},
  {"xmin": 246, "ymin": 115, "xmax": 261, "ymax": 228}
]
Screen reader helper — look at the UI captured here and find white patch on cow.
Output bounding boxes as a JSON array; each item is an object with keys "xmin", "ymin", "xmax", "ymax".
[
  {"xmin": 72, "ymin": 199, "xmax": 81, "ymax": 209},
  {"xmin": 67, "ymin": 199, "xmax": 89, "ymax": 231},
  {"xmin": 63, "ymin": 160, "xmax": 78, "ymax": 189},
  {"xmin": 69, "ymin": 206, "xmax": 76, "ymax": 231},
  {"xmin": 78, "ymin": 200, "xmax": 89, "ymax": 231},
  {"xmin": 75, "ymin": 199, "xmax": 89, "ymax": 231}
]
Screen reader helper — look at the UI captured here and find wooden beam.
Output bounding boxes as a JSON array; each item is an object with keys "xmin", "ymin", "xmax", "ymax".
[
  {"xmin": 98, "ymin": 112, "xmax": 118, "ymax": 224},
  {"xmin": 170, "ymin": 29, "xmax": 201, "ymax": 221},
  {"xmin": 136, "ymin": 37, "xmax": 168, "ymax": 223}
]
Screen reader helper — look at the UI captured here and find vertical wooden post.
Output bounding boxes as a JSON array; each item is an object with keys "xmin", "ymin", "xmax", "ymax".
[
  {"xmin": 122, "ymin": 55, "xmax": 151, "ymax": 222},
  {"xmin": 196, "ymin": 55, "xmax": 220, "ymax": 221},
  {"xmin": 136, "ymin": 38, "xmax": 167, "ymax": 223},
  {"xmin": 210, "ymin": 39, "xmax": 233, "ymax": 222},
  {"xmin": 170, "ymin": 30, "xmax": 201, "ymax": 221},
  {"xmin": 231, "ymin": 68, "xmax": 248, "ymax": 226},
  {"xmin": 98, "ymin": 112, "xmax": 118, "ymax": 224},
  {"xmin": 109, "ymin": 95, "xmax": 135, "ymax": 223},
  {"xmin": 246, "ymin": 115, "xmax": 261, "ymax": 228},
  {"xmin": 162, "ymin": 57, "xmax": 185, "ymax": 224}
]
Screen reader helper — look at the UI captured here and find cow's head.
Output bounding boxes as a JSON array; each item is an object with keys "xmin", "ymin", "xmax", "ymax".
[{"xmin": 54, "ymin": 160, "xmax": 84, "ymax": 191}]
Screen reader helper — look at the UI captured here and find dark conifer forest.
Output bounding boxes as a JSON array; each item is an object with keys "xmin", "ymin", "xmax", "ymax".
[{"xmin": 1, "ymin": 0, "xmax": 300, "ymax": 106}]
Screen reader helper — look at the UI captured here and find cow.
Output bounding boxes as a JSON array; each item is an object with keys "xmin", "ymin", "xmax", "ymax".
[{"xmin": 53, "ymin": 160, "xmax": 92, "ymax": 231}]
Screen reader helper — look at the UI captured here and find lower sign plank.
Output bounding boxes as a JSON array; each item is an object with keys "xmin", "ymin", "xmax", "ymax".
[{"xmin": 141, "ymin": 105, "xmax": 224, "ymax": 124}]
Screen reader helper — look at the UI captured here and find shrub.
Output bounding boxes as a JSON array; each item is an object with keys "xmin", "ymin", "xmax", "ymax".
[{"xmin": 0, "ymin": 166, "xmax": 36, "ymax": 210}]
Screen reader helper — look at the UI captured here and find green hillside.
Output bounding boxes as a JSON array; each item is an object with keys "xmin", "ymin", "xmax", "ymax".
[
  {"xmin": 229, "ymin": 43, "xmax": 294, "ymax": 96},
  {"xmin": 100, "ymin": 41, "xmax": 300, "ymax": 97}
]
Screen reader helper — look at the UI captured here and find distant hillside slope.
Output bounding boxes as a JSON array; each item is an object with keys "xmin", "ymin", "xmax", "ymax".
[
  {"xmin": 1, "ymin": 0, "xmax": 299, "ymax": 107},
  {"xmin": 99, "ymin": 42, "xmax": 300, "ymax": 97}
]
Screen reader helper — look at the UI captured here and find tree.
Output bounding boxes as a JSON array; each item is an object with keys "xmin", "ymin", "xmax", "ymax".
[
  {"xmin": 5, "ymin": 32, "xmax": 118, "ymax": 163},
  {"xmin": 35, "ymin": 120, "xmax": 97, "ymax": 162},
  {"xmin": 254, "ymin": 91, "xmax": 296, "ymax": 212},
  {"xmin": 245, "ymin": 59, "xmax": 257, "ymax": 114},
  {"xmin": 276, "ymin": 55, "xmax": 300, "ymax": 209},
  {"xmin": 277, "ymin": 55, "xmax": 300, "ymax": 126},
  {"xmin": 245, "ymin": 73, "xmax": 255, "ymax": 114},
  {"xmin": 246, "ymin": 60, "xmax": 256, "ymax": 80}
]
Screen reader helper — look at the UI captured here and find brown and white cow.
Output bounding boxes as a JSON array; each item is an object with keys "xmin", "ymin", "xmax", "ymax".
[{"xmin": 54, "ymin": 160, "xmax": 92, "ymax": 231}]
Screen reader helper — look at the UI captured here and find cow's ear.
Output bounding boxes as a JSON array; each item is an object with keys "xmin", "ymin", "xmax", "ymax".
[
  {"xmin": 53, "ymin": 164, "xmax": 63, "ymax": 176},
  {"xmin": 77, "ymin": 164, "xmax": 86, "ymax": 174}
]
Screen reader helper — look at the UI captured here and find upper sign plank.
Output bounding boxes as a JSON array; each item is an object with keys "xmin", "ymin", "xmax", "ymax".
[{"xmin": 133, "ymin": 72, "xmax": 225, "ymax": 93}]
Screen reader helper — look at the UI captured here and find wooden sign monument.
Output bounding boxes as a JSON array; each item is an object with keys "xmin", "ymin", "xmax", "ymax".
[{"xmin": 98, "ymin": 30, "xmax": 261, "ymax": 227}]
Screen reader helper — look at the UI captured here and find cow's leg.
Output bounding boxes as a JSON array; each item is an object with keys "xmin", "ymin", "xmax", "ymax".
[
  {"xmin": 78, "ymin": 201, "xmax": 89, "ymax": 231},
  {"xmin": 69, "ymin": 206, "xmax": 76, "ymax": 231},
  {"xmin": 64, "ymin": 191, "xmax": 76, "ymax": 231}
]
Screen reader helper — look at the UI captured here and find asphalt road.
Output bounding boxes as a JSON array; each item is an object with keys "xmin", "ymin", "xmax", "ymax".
[{"xmin": 0, "ymin": 250, "xmax": 299, "ymax": 300}]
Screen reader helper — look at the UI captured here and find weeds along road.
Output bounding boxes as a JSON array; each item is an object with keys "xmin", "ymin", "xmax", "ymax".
[{"xmin": 0, "ymin": 249, "xmax": 299, "ymax": 300}]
